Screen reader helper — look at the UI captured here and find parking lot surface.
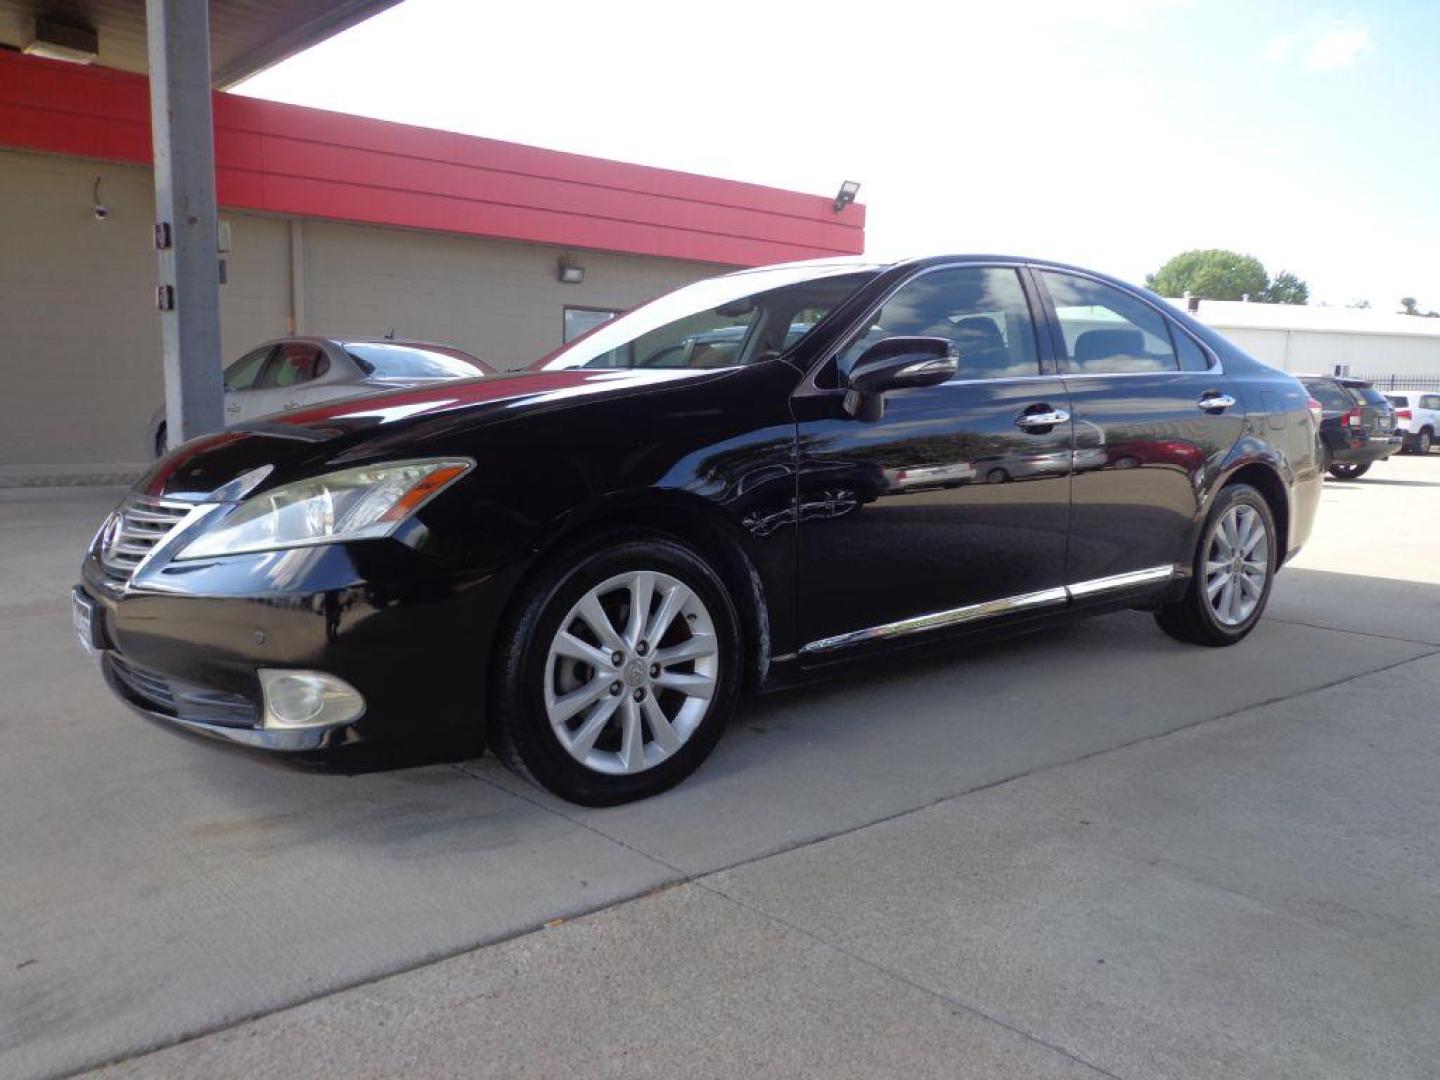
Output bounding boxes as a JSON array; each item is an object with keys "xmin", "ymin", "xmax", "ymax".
[{"xmin": 3, "ymin": 455, "xmax": 1438, "ymax": 1079}]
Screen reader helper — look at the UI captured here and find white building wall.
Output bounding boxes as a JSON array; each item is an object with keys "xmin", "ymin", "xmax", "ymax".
[
  {"xmin": 0, "ymin": 149, "xmax": 719, "ymax": 480},
  {"xmin": 1211, "ymin": 326, "xmax": 1440, "ymax": 377},
  {"xmin": 1171, "ymin": 298, "xmax": 1440, "ymax": 380}
]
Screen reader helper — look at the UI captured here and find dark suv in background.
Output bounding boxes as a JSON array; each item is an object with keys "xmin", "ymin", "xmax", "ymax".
[{"xmin": 1300, "ymin": 375, "xmax": 1400, "ymax": 479}]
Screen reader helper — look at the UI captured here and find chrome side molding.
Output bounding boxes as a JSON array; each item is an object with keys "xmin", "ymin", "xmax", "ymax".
[
  {"xmin": 800, "ymin": 564, "xmax": 1180, "ymax": 657},
  {"xmin": 1065, "ymin": 564, "xmax": 1179, "ymax": 597}
]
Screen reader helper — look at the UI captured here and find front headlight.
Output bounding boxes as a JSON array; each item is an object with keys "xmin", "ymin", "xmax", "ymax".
[{"xmin": 176, "ymin": 458, "xmax": 473, "ymax": 560}]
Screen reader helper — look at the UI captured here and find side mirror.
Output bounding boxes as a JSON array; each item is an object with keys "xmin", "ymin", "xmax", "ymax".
[{"xmin": 844, "ymin": 336, "xmax": 957, "ymax": 420}]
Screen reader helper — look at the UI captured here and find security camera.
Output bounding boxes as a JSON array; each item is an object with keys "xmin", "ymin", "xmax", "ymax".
[{"xmin": 93, "ymin": 204, "xmax": 109, "ymax": 222}]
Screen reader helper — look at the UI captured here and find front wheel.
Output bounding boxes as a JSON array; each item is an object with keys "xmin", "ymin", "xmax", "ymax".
[
  {"xmin": 1155, "ymin": 484, "xmax": 1276, "ymax": 647},
  {"xmin": 1328, "ymin": 461, "xmax": 1371, "ymax": 480},
  {"xmin": 491, "ymin": 536, "xmax": 742, "ymax": 805}
]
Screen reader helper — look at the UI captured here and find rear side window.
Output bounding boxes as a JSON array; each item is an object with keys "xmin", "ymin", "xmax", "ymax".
[
  {"xmin": 1303, "ymin": 379, "xmax": 1352, "ymax": 411},
  {"xmin": 1351, "ymin": 386, "xmax": 1389, "ymax": 407},
  {"xmin": 265, "ymin": 343, "xmax": 326, "ymax": 387},
  {"xmin": 1173, "ymin": 329, "xmax": 1212, "ymax": 371},
  {"xmin": 1040, "ymin": 271, "xmax": 1178, "ymax": 373},
  {"xmin": 1424, "ymin": 395, "xmax": 1440, "ymax": 410}
]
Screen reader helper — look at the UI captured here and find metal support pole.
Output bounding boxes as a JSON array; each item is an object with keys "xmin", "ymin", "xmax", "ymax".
[
  {"xmin": 147, "ymin": 0, "xmax": 224, "ymax": 444},
  {"xmin": 289, "ymin": 219, "xmax": 306, "ymax": 335}
]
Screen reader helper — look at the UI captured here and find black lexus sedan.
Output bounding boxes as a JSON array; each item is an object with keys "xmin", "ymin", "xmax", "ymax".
[{"xmin": 76, "ymin": 256, "xmax": 1322, "ymax": 804}]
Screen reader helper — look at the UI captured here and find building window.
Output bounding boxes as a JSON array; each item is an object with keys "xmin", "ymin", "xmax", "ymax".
[{"xmin": 564, "ymin": 307, "xmax": 620, "ymax": 343}]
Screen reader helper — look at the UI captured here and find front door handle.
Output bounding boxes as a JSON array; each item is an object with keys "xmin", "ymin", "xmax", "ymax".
[
  {"xmin": 1015, "ymin": 409, "xmax": 1071, "ymax": 429},
  {"xmin": 1198, "ymin": 394, "xmax": 1236, "ymax": 412}
]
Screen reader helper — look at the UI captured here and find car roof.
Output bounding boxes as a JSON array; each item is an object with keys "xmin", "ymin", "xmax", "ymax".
[{"xmin": 338, "ymin": 338, "xmax": 472, "ymax": 351}]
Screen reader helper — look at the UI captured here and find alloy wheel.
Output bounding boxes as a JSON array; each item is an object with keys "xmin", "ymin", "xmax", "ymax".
[
  {"xmin": 543, "ymin": 570, "xmax": 718, "ymax": 775},
  {"xmin": 1204, "ymin": 504, "xmax": 1270, "ymax": 627}
]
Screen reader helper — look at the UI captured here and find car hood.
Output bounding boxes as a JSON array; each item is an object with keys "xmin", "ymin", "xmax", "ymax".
[{"xmin": 136, "ymin": 367, "xmax": 720, "ymax": 499}]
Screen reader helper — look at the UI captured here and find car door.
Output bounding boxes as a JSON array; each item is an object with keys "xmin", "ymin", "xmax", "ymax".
[
  {"xmin": 792, "ymin": 264, "xmax": 1073, "ymax": 658},
  {"xmin": 1033, "ymin": 269, "xmax": 1245, "ymax": 592},
  {"xmin": 1423, "ymin": 395, "xmax": 1440, "ymax": 439}
]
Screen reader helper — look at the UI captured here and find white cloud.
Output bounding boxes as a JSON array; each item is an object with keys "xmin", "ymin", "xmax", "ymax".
[
  {"xmin": 1267, "ymin": 20, "xmax": 1372, "ymax": 70},
  {"xmin": 1304, "ymin": 25, "xmax": 1372, "ymax": 69}
]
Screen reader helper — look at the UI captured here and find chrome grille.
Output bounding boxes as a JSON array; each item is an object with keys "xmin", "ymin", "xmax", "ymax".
[{"xmin": 98, "ymin": 495, "xmax": 192, "ymax": 589}]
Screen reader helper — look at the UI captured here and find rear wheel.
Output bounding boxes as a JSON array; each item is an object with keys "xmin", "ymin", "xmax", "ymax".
[
  {"xmin": 1327, "ymin": 461, "xmax": 1371, "ymax": 480},
  {"xmin": 1420, "ymin": 429, "xmax": 1434, "ymax": 455},
  {"xmin": 1155, "ymin": 483, "xmax": 1275, "ymax": 647},
  {"xmin": 491, "ymin": 536, "xmax": 742, "ymax": 805}
]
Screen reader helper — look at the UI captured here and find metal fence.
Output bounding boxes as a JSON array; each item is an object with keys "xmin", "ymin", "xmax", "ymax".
[{"xmin": 1350, "ymin": 373, "xmax": 1440, "ymax": 392}]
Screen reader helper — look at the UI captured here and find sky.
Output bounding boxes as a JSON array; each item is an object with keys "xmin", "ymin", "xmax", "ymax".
[{"xmin": 235, "ymin": 0, "xmax": 1439, "ymax": 310}]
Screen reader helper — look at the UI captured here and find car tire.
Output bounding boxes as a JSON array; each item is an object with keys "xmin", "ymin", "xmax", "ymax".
[
  {"xmin": 490, "ymin": 534, "xmax": 742, "ymax": 805},
  {"xmin": 1327, "ymin": 462, "xmax": 1371, "ymax": 480},
  {"xmin": 1420, "ymin": 429, "xmax": 1434, "ymax": 455},
  {"xmin": 1155, "ymin": 483, "xmax": 1276, "ymax": 648}
]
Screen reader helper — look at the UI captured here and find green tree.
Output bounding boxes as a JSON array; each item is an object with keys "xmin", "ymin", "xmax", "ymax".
[
  {"xmin": 1146, "ymin": 249, "xmax": 1269, "ymax": 301},
  {"xmin": 1260, "ymin": 271, "xmax": 1310, "ymax": 305}
]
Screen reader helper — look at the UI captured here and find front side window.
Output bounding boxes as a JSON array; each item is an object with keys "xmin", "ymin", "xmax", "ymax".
[
  {"xmin": 1040, "ymin": 271, "xmax": 1178, "ymax": 374},
  {"xmin": 539, "ymin": 264, "xmax": 882, "ymax": 371},
  {"xmin": 224, "ymin": 346, "xmax": 272, "ymax": 391},
  {"xmin": 839, "ymin": 266, "xmax": 1039, "ymax": 381}
]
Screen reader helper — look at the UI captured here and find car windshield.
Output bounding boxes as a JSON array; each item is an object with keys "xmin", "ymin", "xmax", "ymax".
[
  {"xmin": 345, "ymin": 343, "xmax": 484, "ymax": 379},
  {"xmin": 536, "ymin": 262, "xmax": 883, "ymax": 371}
]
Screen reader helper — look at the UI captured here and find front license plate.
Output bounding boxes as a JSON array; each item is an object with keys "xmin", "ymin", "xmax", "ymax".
[{"xmin": 72, "ymin": 589, "xmax": 99, "ymax": 659}]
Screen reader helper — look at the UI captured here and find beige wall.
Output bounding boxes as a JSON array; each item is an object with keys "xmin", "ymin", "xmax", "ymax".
[{"xmin": 0, "ymin": 148, "xmax": 719, "ymax": 479}]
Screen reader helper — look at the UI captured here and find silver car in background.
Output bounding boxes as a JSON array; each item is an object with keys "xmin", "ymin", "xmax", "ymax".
[{"xmin": 148, "ymin": 337, "xmax": 496, "ymax": 456}]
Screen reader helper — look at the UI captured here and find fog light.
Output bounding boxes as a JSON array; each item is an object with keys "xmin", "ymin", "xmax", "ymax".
[{"xmin": 258, "ymin": 669, "xmax": 365, "ymax": 730}]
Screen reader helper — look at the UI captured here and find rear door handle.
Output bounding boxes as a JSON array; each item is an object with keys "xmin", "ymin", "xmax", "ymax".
[
  {"xmin": 1015, "ymin": 409, "xmax": 1070, "ymax": 429},
  {"xmin": 1198, "ymin": 394, "xmax": 1236, "ymax": 411}
]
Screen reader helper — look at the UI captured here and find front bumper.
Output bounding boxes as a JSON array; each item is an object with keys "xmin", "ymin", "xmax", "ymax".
[
  {"xmin": 76, "ymin": 535, "xmax": 519, "ymax": 753},
  {"xmin": 96, "ymin": 645, "xmax": 346, "ymax": 750}
]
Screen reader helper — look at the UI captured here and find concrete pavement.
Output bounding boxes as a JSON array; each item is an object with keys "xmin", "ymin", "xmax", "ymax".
[{"xmin": 2, "ymin": 455, "xmax": 1438, "ymax": 1078}]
